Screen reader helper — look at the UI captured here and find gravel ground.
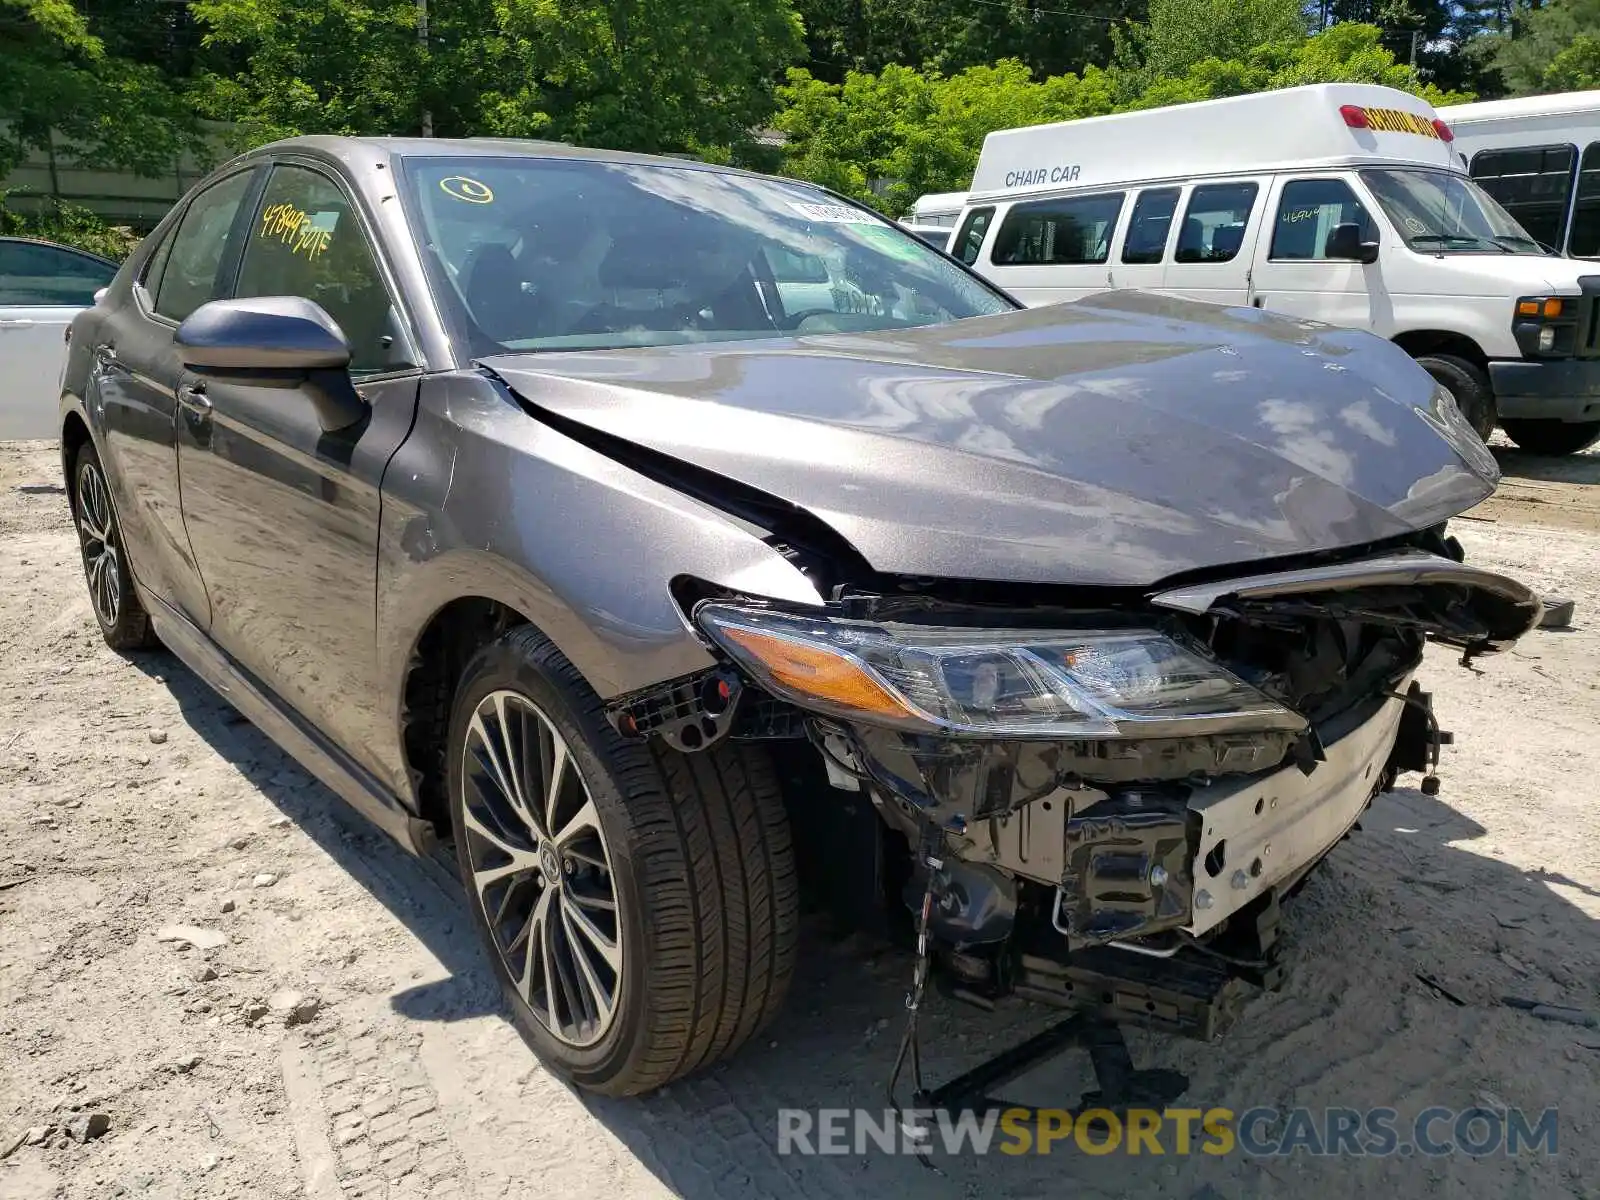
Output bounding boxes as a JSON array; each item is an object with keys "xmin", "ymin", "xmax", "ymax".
[{"xmin": 2, "ymin": 436, "xmax": 1598, "ymax": 1200}]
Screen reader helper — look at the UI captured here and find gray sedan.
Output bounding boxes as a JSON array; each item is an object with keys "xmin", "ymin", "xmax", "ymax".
[{"xmin": 60, "ymin": 137, "xmax": 1538, "ymax": 1099}]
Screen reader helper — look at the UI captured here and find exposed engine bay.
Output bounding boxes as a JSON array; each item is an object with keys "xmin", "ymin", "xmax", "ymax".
[{"xmin": 608, "ymin": 524, "xmax": 1539, "ymax": 1104}]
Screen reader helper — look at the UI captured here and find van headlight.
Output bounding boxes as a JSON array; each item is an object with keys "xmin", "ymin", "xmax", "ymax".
[{"xmin": 695, "ymin": 603, "xmax": 1305, "ymax": 739}]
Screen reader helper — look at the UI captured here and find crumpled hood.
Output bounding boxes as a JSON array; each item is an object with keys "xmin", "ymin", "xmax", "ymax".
[{"xmin": 484, "ymin": 291, "xmax": 1499, "ymax": 588}]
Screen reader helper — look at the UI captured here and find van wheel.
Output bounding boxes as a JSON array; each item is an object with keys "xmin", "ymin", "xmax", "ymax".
[
  {"xmin": 1415, "ymin": 354, "xmax": 1496, "ymax": 443},
  {"xmin": 446, "ymin": 626, "xmax": 798, "ymax": 1096},
  {"xmin": 1501, "ymin": 419, "xmax": 1600, "ymax": 457}
]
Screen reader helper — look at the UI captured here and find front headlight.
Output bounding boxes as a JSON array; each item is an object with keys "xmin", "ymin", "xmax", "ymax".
[{"xmin": 695, "ymin": 603, "xmax": 1305, "ymax": 739}]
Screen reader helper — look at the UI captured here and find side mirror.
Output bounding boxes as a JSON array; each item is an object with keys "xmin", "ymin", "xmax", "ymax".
[
  {"xmin": 1326, "ymin": 222, "xmax": 1380, "ymax": 264},
  {"xmin": 176, "ymin": 297, "xmax": 364, "ymax": 433},
  {"xmin": 177, "ymin": 296, "xmax": 352, "ymax": 372}
]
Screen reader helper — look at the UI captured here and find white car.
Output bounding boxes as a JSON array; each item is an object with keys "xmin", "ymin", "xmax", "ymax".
[{"xmin": 0, "ymin": 237, "xmax": 118, "ymax": 439}]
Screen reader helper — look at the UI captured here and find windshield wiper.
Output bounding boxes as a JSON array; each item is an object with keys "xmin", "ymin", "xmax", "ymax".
[
  {"xmin": 1408, "ymin": 233, "xmax": 1508, "ymax": 253},
  {"xmin": 1488, "ymin": 234, "xmax": 1543, "ymax": 254}
]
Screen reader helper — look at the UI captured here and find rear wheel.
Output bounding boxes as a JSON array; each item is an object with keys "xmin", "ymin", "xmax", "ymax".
[
  {"xmin": 1501, "ymin": 418, "xmax": 1600, "ymax": 457},
  {"xmin": 1415, "ymin": 354, "xmax": 1496, "ymax": 443},
  {"xmin": 72, "ymin": 442, "xmax": 158, "ymax": 651},
  {"xmin": 446, "ymin": 626, "xmax": 797, "ymax": 1095}
]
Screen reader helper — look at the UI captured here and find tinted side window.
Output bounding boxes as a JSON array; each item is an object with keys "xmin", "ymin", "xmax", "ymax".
[
  {"xmin": 1121, "ymin": 188, "xmax": 1180, "ymax": 264},
  {"xmin": 155, "ymin": 171, "xmax": 255, "ymax": 323},
  {"xmin": 992, "ymin": 193, "xmax": 1125, "ymax": 266},
  {"xmin": 1174, "ymin": 182, "xmax": 1259, "ymax": 263},
  {"xmin": 234, "ymin": 165, "xmax": 395, "ymax": 373},
  {"xmin": 0, "ymin": 242, "xmax": 115, "ymax": 306},
  {"xmin": 1270, "ymin": 179, "xmax": 1375, "ymax": 260},
  {"xmin": 139, "ymin": 224, "xmax": 178, "ymax": 306},
  {"xmin": 1569, "ymin": 143, "xmax": 1600, "ymax": 258},
  {"xmin": 951, "ymin": 207, "xmax": 994, "ymax": 265},
  {"xmin": 1470, "ymin": 144, "xmax": 1576, "ymax": 251}
]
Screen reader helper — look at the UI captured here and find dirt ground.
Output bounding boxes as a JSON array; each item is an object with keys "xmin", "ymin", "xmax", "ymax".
[{"xmin": 2, "ymin": 436, "xmax": 1598, "ymax": 1200}]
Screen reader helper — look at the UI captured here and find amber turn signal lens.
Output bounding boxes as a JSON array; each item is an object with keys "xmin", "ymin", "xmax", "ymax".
[
  {"xmin": 1543, "ymin": 298, "xmax": 1564, "ymax": 319},
  {"xmin": 717, "ymin": 627, "xmax": 913, "ymax": 721}
]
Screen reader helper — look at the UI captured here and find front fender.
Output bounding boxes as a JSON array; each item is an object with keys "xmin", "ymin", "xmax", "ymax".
[{"xmin": 371, "ymin": 371, "xmax": 824, "ymax": 800}]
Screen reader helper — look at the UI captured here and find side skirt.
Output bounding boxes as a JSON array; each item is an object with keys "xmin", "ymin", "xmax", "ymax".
[{"xmin": 141, "ymin": 586, "xmax": 434, "ymax": 856}]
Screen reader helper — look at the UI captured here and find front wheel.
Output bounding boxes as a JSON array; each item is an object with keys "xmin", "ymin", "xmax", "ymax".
[
  {"xmin": 1415, "ymin": 354, "xmax": 1496, "ymax": 443},
  {"xmin": 446, "ymin": 626, "xmax": 797, "ymax": 1096},
  {"xmin": 1501, "ymin": 418, "xmax": 1600, "ymax": 457}
]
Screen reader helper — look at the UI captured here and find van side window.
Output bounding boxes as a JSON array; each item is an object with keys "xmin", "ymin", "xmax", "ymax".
[
  {"xmin": 1122, "ymin": 188, "xmax": 1180, "ymax": 264},
  {"xmin": 1270, "ymin": 179, "xmax": 1374, "ymax": 260},
  {"xmin": 1174, "ymin": 183, "xmax": 1258, "ymax": 263},
  {"xmin": 991, "ymin": 193, "xmax": 1125, "ymax": 266},
  {"xmin": 951, "ymin": 207, "xmax": 994, "ymax": 266},
  {"xmin": 1469, "ymin": 144, "xmax": 1576, "ymax": 252},
  {"xmin": 1569, "ymin": 144, "xmax": 1600, "ymax": 258}
]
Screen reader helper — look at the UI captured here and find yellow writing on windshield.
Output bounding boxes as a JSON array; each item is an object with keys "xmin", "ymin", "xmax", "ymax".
[{"xmin": 259, "ymin": 202, "xmax": 335, "ymax": 262}]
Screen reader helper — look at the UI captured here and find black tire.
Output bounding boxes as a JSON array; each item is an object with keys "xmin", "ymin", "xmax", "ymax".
[
  {"xmin": 1414, "ymin": 354, "xmax": 1497, "ymax": 443},
  {"xmin": 1500, "ymin": 418, "xmax": 1600, "ymax": 457},
  {"xmin": 71, "ymin": 441, "xmax": 158, "ymax": 651},
  {"xmin": 446, "ymin": 625, "xmax": 797, "ymax": 1096}
]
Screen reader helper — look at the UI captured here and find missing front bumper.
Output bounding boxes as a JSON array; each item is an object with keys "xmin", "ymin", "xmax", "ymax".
[{"xmin": 1183, "ymin": 690, "xmax": 1405, "ymax": 936}]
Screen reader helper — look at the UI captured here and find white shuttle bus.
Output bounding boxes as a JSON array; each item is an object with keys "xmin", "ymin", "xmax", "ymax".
[
  {"xmin": 952, "ymin": 84, "xmax": 1600, "ymax": 455},
  {"xmin": 910, "ymin": 191, "xmax": 969, "ymax": 228},
  {"xmin": 1440, "ymin": 90, "xmax": 1600, "ymax": 260}
]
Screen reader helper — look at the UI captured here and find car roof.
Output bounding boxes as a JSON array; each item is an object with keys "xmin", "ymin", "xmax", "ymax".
[
  {"xmin": 0, "ymin": 235, "xmax": 117, "ymax": 266},
  {"xmin": 246, "ymin": 134, "xmax": 776, "ymax": 182}
]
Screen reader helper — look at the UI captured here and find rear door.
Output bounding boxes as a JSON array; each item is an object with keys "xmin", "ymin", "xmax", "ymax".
[
  {"xmin": 92, "ymin": 166, "xmax": 263, "ymax": 627},
  {"xmin": 980, "ymin": 191, "xmax": 1127, "ymax": 306},
  {"xmin": 1159, "ymin": 180, "xmax": 1264, "ymax": 306},
  {"xmin": 0, "ymin": 240, "xmax": 116, "ymax": 438},
  {"xmin": 1248, "ymin": 175, "xmax": 1381, "ymax": 331},
  {"xmin": 1106, "ymin": 186, "xmax": 1181, "ymax": 294},
  {"xmin": 173, "ymin": 159, "xmax": 422, "ymax": 769}
]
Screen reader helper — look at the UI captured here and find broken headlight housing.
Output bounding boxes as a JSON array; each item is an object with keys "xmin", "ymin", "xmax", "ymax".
[{"xmin": 695, "ymin": 603, "xmax": 1306, "ymax": 739}]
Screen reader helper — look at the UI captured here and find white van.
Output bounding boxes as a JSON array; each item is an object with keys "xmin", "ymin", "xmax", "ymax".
[
  {"xmin": 910, "ymin": 191, "xmax": 969, "ymax": 229},
  {"xmin": 1440, "ymin": 90, "xmax": 1600, "ymax": 260},
  {"xmin": 952, "ymin": 83, "xmax": 1600, "ymax": 455}
]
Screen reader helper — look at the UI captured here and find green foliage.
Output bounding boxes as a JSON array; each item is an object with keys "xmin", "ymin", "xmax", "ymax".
[
  {"xmin": 0, "ymin": 194, "xmax": 141, "ymax": 261},
  {"xmin": 485, "ymin": 0, "xmax": 804, "ymax": 156},
  {"xmin": 0, "ymin": 0, "xmax": 207, "ymax": 179},
  {"xmin": 1542, "ymin": 34, "xmax": 1600, "ymax": 92},
  {"xmin": 1482, "ymin": 0, "xmax": 1600, "ymax": 95},
  {"xmin": 775, "ymin": 22, "xmax": 1470, "ymax": 215}
]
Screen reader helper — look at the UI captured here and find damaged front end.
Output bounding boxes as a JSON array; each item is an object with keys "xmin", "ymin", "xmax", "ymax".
[{"xmin": 610, "ymin": 538, "xmax": 1538, "ymax": 1048}]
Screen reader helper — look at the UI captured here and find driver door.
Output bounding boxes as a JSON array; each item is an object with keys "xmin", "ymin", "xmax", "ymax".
[{"xmin": 174, "ymin": 161, "xmax": 422, "ymax": 772}]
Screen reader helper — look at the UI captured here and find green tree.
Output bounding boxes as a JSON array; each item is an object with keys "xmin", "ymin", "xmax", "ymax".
[
  {"xmin": 0, "ymin": 0, "xmax": 205, "ymax": 178},
  {"xmin": 1125, "ymin": 0, "xmax": 1306, "ymax": 78},
  {"xmin": 1481, "ymin": 0, "xmax": 1600, "ymax": 95},
  {"xmin": 1544, "ymin": 34, "xmax": 1600, "ymax": 90},
  {"xmin": 189, "ymin": 0, "xmax": 432, "ymax": 145},
  {"xmin": 485, "ymin": 0, "xmax": 804, "ymax": 156}
]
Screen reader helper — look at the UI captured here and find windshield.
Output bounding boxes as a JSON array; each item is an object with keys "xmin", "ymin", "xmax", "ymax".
[
  {"xmin": 399, "ymin": 156, "xmax": 1012, "ymax": 354},
  {"xmin": 1359, "ymin": 168, "xmax": 1546, "ymax": 254}
]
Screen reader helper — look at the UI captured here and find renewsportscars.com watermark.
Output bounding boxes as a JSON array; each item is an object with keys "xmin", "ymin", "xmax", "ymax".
[{"xmin": 777, "ymin": 1106, "xmax": 1559, "ymax": 1158}]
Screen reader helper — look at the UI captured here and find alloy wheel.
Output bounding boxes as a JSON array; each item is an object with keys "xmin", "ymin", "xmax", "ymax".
[
  {"xmin": 459, "ymin": 690, "xmax": 623, "ymax": 1048},
  {"xmin": 76, "ymin": 460, "xmax": 121, "ymax": 627}
]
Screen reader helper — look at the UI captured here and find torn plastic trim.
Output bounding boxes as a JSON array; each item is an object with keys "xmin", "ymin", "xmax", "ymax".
[{"xmin": 1148, "ymin": 549, "xmax": 1541, "ymax": 648}]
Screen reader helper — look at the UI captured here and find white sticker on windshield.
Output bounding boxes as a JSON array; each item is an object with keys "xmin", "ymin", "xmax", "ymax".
[{"xmin": 788, "ymin": 201, "xmax": 880, "ymax": 225}]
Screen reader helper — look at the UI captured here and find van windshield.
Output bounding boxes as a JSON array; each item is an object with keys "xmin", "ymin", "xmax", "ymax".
[
  {"xmin": 1359, "ymin": 168, "xmax": 1546, "ymax": 254},
  {"xmin": 399, "ymin": 156, "xmax": 1012, "ymax": 355}
]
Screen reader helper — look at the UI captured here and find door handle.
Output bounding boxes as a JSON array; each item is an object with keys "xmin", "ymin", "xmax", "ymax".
[
  {"xmin": 177, "ymin": 383, "xmax": 212, "ymax": 416},
  {"xmin": 0, "ymin": 318, "xmax": 35, "ymax": 329}
]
